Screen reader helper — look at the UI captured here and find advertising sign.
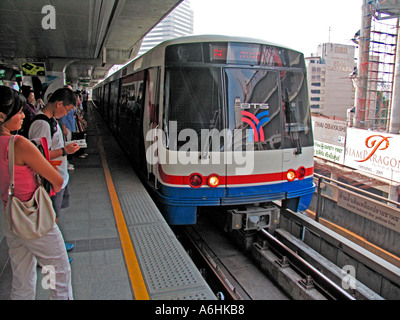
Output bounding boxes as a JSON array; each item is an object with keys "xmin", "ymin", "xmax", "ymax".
[
  {"xmin": 312, "ymin": 117, "xmax": 346, "ymax": 164},
  {"xmin": 345, "ymin": 127, "xmax": 400, "ymax": 182},
  {"xmin": 22, "ymin": 62, "xmax": 46, "ymax": 76}
]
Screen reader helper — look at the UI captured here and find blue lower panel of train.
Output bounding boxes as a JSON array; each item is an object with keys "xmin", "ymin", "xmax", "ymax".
[{"xmin": 155, "ymin": 178, "xmax": 316, "ymax": 225}]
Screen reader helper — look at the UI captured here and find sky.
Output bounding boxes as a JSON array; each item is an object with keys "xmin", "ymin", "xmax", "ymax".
[{"xmin": 190, "ymin": 0, "xmax": 363, "ymax": 56}]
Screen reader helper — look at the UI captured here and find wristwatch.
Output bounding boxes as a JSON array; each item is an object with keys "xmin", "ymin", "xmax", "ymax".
[{"xmin": 61, "ymin": 147, "xmax": 67, "ymax": 157}]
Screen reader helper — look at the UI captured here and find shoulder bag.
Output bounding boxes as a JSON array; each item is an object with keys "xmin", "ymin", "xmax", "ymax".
[{"xmin": 5, "ymin": 135, "xmax": 56, "ymax": 240}]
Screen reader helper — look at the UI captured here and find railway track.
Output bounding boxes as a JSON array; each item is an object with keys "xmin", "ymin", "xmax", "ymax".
[
  {"xmin": 254, "ymin": 228, "xmax": 354, "ymax": 300},
  {"xmin": 176, "ymin": 217, "xmax": 289, "ymax": 300},
  {"xmin": 175, "ymin": 206, "xmax": 396, "ymax": 300}
]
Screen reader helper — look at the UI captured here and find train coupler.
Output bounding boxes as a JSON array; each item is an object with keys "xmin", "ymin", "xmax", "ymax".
[{"xmin": 227, "ymin": 204, "xmax": 280, "ymax": 233}]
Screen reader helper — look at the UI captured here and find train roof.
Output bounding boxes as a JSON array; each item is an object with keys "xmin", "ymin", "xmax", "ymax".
[
  {"xmin": 94, "ymin": 34, "xmax": 302, "ymax": 87},
  {"xmin": 150, "ymin": 34, "xmax": 298, "ymax": 52}
]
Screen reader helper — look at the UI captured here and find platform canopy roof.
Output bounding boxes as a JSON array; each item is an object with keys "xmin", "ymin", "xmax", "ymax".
[{"xmin": 0, "ymin": 0, "xmax": 182, "ymax": 86}]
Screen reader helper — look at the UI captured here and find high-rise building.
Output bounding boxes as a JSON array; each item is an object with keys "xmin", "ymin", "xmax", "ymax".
[
  {"xmin": 306, "ymin": 43, "xmax": 357, "ymax": 120},
  {"xmin": 138, "ymin": 0, "xmax": 194, "ymax": 56}
]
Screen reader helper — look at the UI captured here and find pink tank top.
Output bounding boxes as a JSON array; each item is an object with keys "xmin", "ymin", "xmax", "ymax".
[{"xmin": 0, "ymin": 135, "xmax": 38, "ymax": 206}]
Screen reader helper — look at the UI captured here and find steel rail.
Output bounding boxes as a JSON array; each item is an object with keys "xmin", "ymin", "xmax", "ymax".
[
  {"xmin": 180, "ymin": 228, "xmax": 244, "ymax": 300},
  {"xmin": 260, "ymin": 228, "xmax": 356, "ymax": 300}
]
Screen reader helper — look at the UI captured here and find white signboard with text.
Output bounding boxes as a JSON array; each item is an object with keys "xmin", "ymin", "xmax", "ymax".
[
  {"xmin": 345, "ymin": 127, "xmax": 400, "ymax": 182},
  {"xmin": 312, "ymin": 117, "xmax": 346, "ymax": 164}
]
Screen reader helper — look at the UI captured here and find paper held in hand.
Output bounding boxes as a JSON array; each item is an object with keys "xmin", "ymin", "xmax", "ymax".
[{"xmin": 67, "ymin": 139, "xmax": 87, "ymax": 148}]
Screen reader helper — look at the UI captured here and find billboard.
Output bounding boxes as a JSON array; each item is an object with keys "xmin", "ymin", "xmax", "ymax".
[
  {"xmin": 345, "ymin": 127, "xmax": 400, "ymax": 182},
  {"xmin": 312, "ymin": 117, "xmax": 347, "ymax": 164},
  {"xmin": 22, "ymin": 62, "xmax": 46, "ymax": 76}
]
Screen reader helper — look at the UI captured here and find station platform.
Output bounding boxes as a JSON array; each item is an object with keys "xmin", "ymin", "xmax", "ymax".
[{"xmin": 0, "ymin": 103, "xmax": 216, "ymax": 300}]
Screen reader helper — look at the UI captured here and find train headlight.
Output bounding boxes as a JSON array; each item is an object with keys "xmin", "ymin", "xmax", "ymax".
[
  {"xmin": 189, "ymin": 173, "xmax": 203, "ymax": 188},
  {"xmin": 286, "ymin": 170, "xmax": 296, "ymax": 182},
  {"xmin": 207, "ymin": 175, "xmax": 220, "ymax": 188}
]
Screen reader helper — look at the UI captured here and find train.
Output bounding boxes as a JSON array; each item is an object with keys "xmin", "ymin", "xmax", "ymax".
[{"xmin": 92, "ymin": 35, "xmax": 315, "ymax": 229}]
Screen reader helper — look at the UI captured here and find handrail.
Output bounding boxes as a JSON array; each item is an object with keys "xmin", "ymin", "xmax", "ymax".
[{"xmin": 313, "ymin": 172, "xmax": 400, "ymax": 208}]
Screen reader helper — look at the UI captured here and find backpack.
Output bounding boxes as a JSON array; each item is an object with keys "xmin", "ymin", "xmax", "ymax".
[{"xmin": 29, "ymin": 114, "xmax": 58, "ymax": 139}]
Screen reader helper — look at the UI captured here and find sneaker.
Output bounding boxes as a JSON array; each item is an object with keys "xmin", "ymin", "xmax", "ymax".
[
  {"xmin": 78, "ymin": 153, "xmax": 88, "ymax": 159},
  {"xmin": 65, "ymin": 242, "xmax": 75, "ymax": 252},
  {"xmin": 69, "ymin": 257, "xmax": 73, "ymax": 264},
  {"xmin": 67, "ymin": 164, "xmax": 74, "ymax": 171}
]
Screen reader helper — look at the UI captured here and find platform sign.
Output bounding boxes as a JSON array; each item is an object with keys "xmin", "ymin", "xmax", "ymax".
[
  {"xmin": 22, "ymin": 62, "xmax": 46, "ymax": 76},
  {"xmin": 345, "ymin": 127, "xmax": 400, "ymax": 183},
  {"xmin": 312, "ymin": 117, "xmax": 346, "ymax": 164}
]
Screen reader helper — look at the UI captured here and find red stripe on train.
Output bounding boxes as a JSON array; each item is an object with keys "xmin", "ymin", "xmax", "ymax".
[{"xmin": 158, "ymin": 165, "xmax": 314, "ymax": 186}]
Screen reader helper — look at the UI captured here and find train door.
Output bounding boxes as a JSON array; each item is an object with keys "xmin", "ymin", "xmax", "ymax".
[
  {"xmin": 223, "ymin": 68, "xmax": 283, "ymax": 197},
  {"xmin": 109, "ymin": 80, "xmax": 119, "ymax": 133},
  {"xmin": 143, "ymin": 67, "xmax": 160, "ymax": 181},
  {"xmin": 118, "ymin": 72, "xmax": 145, "ymax": 165},
  {"xmin": 103, "ymin": 83, "xmax": 110, "ymax": 123}
]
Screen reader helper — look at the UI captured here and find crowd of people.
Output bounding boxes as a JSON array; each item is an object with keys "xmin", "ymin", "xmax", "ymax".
[{"xmin": 0, "ymin": 84, "xmax": 90, "ymax": 300}]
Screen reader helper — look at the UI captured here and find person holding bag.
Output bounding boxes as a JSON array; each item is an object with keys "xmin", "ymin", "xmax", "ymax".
[{"xmin": 0, "ymin": 86, "xmax": 73, "ymax": 300}]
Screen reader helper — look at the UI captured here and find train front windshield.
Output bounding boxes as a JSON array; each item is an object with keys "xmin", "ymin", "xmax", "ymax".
[{"xmin": 164, "ymin": 42, "xmax": 313, "ymax": 151}]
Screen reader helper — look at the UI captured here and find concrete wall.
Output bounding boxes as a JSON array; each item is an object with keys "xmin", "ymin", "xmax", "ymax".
[{"xmin": 308, "ymin": 180, "xmax": 400, "ymax": 258}]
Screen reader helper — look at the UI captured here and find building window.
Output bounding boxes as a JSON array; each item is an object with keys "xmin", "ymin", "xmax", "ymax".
[{"xmin": 335, "ymin": 46, "xmax": 348, "ymax": 54}]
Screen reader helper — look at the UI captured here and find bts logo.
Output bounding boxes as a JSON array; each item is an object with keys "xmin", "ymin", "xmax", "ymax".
[
  {"xmin": 240, "ymin": 103, "xmax": 269, "ymax": 110},
  {"xmin": 241, "ymin": 110, "xmax": 269, "ymax": 142},
  {"xmin": 236, "ymin": 99, "xmax": 270, "ymax": 142}
]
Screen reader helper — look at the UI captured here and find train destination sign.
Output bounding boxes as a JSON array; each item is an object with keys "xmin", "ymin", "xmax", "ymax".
[{"xmin": 209, "ymin": 43, "xmax": 284, "ymax": 66}]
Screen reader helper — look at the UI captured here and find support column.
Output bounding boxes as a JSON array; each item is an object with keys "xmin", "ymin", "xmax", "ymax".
[
  {"xmin": 355, "ymin": 0, "xmax": 373, "ymax": 129},
  {"xmin": 389, "ymin": 18, "xmax": 400, "ymax": 134}
]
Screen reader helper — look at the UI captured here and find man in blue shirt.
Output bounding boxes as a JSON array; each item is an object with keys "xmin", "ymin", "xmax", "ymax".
[{"xmin": 59, "ymin": 102, "xmax": 76, "ymax": 171}]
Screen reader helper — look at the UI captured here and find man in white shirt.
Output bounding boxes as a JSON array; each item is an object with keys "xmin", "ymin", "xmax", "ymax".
[{"xmin": 28, "ymin": 88, "xmax": 80, "ymax": 253}]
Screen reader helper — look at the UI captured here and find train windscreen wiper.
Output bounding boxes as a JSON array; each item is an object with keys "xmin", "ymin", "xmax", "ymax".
[
  {"xmin": 284, "ymin": 88, "xmax": 302, "ymax": 155},
  {"xmin": 200, "ymin": 110, "xmax": 221, "ymax": 159}
]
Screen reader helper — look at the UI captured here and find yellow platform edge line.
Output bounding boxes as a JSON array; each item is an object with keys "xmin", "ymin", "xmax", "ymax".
[{"xmin": 97, "ymin": 137, "xmax": 150, "ymax": 300}]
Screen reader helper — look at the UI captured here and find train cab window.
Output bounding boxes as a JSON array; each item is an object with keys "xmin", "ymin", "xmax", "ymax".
[
  {"xmin": 225, "ymin": 68, "xmax": 282, "ymax": 151},
  {"xmin": 281, "ymin": 71, "xmax": 313, "ymax": 151},
  {"xmin": 164, "ymin": 67, "xmax": 223, "ymax": 151}
]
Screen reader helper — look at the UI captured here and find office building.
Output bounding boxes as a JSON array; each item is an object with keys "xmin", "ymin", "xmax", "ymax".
[
  {"xmin": 306, "ymin": 43, "xmax": 357, "ymax": 120},
  {"xmin": 138, "ymin": 0, "xmax": 194, "ymax": 55}
]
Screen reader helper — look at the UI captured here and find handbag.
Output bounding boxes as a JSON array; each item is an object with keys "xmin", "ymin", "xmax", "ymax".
[{"xmin": 5, "ymin": 135, "xmax": 56, "ymax": 240}]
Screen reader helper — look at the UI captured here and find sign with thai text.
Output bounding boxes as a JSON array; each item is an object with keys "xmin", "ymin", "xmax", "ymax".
[
  {"xmin": 314, "ymin": 140, "xmax": 345, "ymax": 164},
  {"xmin": 312, "ymin": 117, "xmax": 346, "ymax": 164},
  {"xmin": 338, "ymin": 189, "xmax": 400, "ymax": 233}
]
